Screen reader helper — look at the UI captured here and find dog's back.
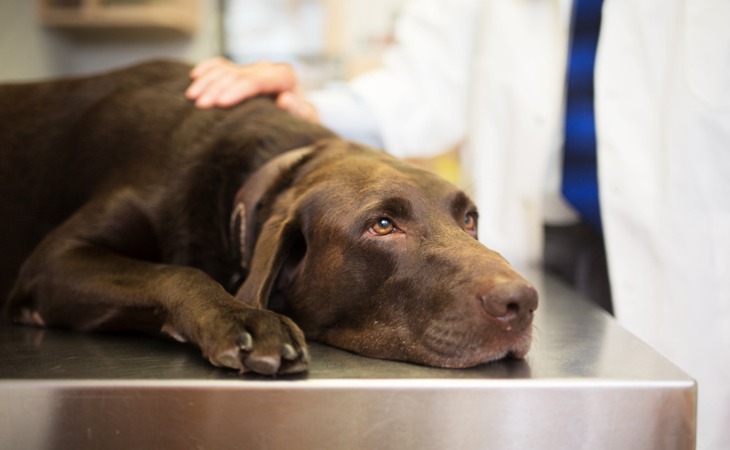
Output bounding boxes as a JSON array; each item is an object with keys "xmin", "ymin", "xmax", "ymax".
[
  {"xmin": 0, "ymin": 62, "xmax": 190, "ymax": 300},
  {"xmin": 0, "ymin": 61, "xmax": 333, "ymax": 305}
]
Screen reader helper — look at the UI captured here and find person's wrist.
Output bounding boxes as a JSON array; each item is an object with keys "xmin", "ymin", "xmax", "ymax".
[{"xmin": 277, "ymin": 92, "xmax": 320, "ymax": 123}]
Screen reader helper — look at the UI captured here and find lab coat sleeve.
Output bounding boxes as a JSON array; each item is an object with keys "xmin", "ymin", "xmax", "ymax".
[
  {"xmin": 316, "ymin": 0, "xmax": 482, "ymax": 159},
  {"xmin": 308, "ymin": 83, "xmax": 385, "ymax": 149}
]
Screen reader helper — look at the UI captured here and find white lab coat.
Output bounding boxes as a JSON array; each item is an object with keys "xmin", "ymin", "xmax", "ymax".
[{"xmin": 317, "ymin": 0, "xmax": 730, "ymax": 447}]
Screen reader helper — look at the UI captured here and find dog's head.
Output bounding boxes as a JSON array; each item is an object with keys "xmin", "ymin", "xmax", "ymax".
[{"xmin": 233, "ymin": 140, "xmax": 537, "ymax": 368}]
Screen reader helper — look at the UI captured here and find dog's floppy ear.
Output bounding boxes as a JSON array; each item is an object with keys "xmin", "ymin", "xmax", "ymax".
[
  {"xmin": 229, "ymin": 146, "xmax": 314, "ymax": 274},
  {"xmin": 230, "ymin": 146, "xmax": 315, "ymax": 308},
  {"xmin": 234, "ymin": 209, "xmax": 301, "ymax": 309}
]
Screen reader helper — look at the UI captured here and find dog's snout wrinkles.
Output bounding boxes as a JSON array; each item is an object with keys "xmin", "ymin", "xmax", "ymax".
[{"xmin": 479, "ymin": 280, "xmax": 538, "ymax": 325}]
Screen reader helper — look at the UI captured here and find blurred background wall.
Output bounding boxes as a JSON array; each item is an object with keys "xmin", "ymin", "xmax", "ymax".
[
  {"xmin": 0, "ymin": 0, "xmax": 404, "ymax": 83},
  {"xmin": 0, "ymin": 0, "xmax": 458, "ymax": 181}
]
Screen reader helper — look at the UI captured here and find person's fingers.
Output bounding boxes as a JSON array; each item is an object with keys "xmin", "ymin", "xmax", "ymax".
[
  {"xmin": 189, "ymin": 56, "xmax": 228, "ymax": 79},
  {"xmin": 199, "ymin": 66, "xmax": 269, "ymax": 108},
  {"xmin": 222, "ymin": 62, "xmax": 297, "ymax": 98},
  {"xmin": 187, "ymin": 70, "xmax": 234, "ymax": 107},
  {"xmin": 194, "ymin": 71, "xmax": 243, "ymax": 109},
  {"xmin": 186, "ymin": 58, "xmax": 237, "ymax": 101},
  {"xmin": 194, "ymin": 65, "xmax": 293, "ymax": 108},
  {"xmin": 215, "ymin": 77, "xmax": 259, "ymax": 108},
  {"xmin": 187, "ymin": 59, "xmax": 303, "ymax": 110}
]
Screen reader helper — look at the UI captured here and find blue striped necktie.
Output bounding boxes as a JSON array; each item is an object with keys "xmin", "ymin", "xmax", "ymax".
[{"xmin": 562, "ymin": 0, "xmax": 604, "ymax": 232}]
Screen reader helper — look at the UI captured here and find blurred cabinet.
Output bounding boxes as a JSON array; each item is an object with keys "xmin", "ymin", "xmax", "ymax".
[{"xmin": 37, "ymin": 0, "xmax": 199, "ymax": 34}]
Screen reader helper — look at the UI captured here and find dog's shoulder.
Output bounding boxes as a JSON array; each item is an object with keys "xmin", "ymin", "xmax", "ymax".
[{"xmin": 116, "ymin": 59, "xmax": 191, "ymax": 79}]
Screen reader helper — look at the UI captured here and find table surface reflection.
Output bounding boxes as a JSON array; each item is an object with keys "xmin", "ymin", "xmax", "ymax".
[{"xmin": 0, "ymin": 275, "xmax": 696, "ymax": 450}]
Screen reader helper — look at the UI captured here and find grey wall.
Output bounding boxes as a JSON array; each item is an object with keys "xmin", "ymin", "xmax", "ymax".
[{"xmin": 0, "ymin": 0, "xmax": 221, "ymax": 82}]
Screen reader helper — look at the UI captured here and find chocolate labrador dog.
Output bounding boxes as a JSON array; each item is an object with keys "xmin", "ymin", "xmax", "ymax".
[{"xmin": 0, "ymin": 61, "xmax": 537, "ymax": 375}]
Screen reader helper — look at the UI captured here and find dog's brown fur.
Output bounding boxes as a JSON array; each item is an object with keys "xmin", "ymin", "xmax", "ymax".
[{"xmin": 0, "ymin": 61, "xmax": 537, "ymax": 375}]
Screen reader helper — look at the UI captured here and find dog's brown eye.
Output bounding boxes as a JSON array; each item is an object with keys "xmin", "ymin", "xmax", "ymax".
[
  {"xmin": 371, "ymin": 218, "xmax": 395, "ymax": 236},
  {"xmin": 464, "ymin": 212, "xmax": 477, "ymax": 232}
]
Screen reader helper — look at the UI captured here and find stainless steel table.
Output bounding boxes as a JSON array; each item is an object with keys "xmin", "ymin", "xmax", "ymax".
[{"xmin": 0, "ymin": 275, "xmax": 696, "ymax": 449}]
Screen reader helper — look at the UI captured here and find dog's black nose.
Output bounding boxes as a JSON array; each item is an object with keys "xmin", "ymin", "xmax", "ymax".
[{"xmin": 479, "ymin": 280, "xmax": 538, "ymax": 325}]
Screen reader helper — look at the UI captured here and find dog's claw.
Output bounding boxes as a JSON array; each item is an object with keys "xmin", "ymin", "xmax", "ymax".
[
  {"xmin": 237, "ymin": 332, "xmax": 253, "ymax": 351},
  {"xmin": 281, "ymin": 343, "xmax": 298, "ymax": 360},
  {"xmin": 300, "ymin": 346, "xmax": 311, "ymax": 363}
]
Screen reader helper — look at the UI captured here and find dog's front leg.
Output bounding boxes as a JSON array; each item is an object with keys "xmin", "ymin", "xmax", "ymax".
[{"xmin": 4, "ymin": 204, "xmax": 309, "ymax": 375}]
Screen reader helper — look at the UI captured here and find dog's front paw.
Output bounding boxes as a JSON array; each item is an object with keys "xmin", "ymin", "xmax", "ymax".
[
  {"xmin": 182, "ymin": 306, "xmax": 310, "ymax": 376},
  {"xmin": 212, "ymin": 310, "xmax": 310, "ymax": 375}
]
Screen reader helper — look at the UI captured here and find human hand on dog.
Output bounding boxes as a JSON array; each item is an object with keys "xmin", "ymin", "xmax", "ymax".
[{"xmin": 186, "ymin": 57, "xmax": 320, "ymax": 122}]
